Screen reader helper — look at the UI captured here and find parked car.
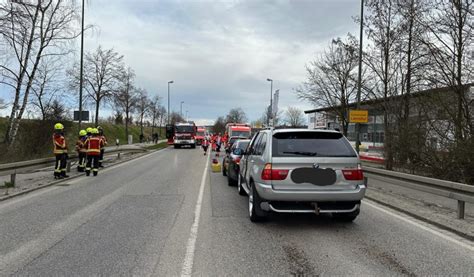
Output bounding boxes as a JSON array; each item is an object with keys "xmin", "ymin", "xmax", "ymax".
[
  {"xmin": 225, "ymin": 136, "xmax": 246, "ymax": 152},
  {"xmin": 239, "ymin": 128, "xmax": 366, "ymax": 222},
  {"xmin": 222, "ymin": 139, "xmax": 251, "ymax": 186}
]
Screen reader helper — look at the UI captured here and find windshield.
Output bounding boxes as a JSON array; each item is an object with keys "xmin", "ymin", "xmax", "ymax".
[
  {"xmin": 196, "ymin": 131, "xmax": 205, "ymax": 136},
  {"xmin": 175, "ymin": 126, "xmax": 194, "ymax": 133},
  {"xmin": 272, "ymin": 132, "xmax": 357, "ymax": 157},
  {"xmin": 230, "ymin": 131, "xmax": 250, "ymax": 138}
]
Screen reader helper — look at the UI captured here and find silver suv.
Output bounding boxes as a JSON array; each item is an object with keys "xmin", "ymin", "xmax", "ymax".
[{"xmin": 238, "ymin": 129, "xmax": 366, "ymax": 222}]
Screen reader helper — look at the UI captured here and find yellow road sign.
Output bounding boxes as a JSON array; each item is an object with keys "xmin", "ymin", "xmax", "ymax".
[{"xmin": 349, "ymin": 110, "xmax": 368, "ymax": 123}]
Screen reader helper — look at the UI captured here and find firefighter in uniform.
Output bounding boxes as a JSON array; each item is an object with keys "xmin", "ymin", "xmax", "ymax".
[
  {"xmin": 52, "ymin": 123, "xmax": 69, "ymax": 179},
  {"xmin": 97, "ymin": 126, "xmax": 107, "ymax": 167},
  {"xmin": 76, "ymin": 130, "xmax": 87, "ymax": 172},
  {"xmin": 85, "ymin": 128, "xmax": 104, "ymax": 176}
]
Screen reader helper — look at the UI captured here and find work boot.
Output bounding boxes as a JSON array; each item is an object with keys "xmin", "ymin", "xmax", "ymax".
[
  {"xmin": 86, "ymin": 171, "xmax": 90, "ymax": 176},
  {"xmin": 93, "ymin": 171, "xmax": 98, "ymax": 176}
]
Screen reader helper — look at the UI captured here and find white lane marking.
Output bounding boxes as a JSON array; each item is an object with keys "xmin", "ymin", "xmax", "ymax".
[
  {"xmin": 180, "ymin": 150, "xmax": 210, "ymax": 277},
  {"xmin": 363, "ymin": 199, "xmax": 474, "ymax": 252},
  {"xmin": 0, "ymin": 185, "xmax": 126, "ymax": 275}
]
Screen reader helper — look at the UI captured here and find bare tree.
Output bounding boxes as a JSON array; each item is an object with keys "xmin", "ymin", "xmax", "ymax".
[
  {"xmin": 69, "ymin": 46, "xmax": 123, "ymax": 125},
  {"xmin": 285, "ymin": 106, "xmax": 305, "ymax": 127},
  {"xmin": 0, "ymin": 0, "xmax": 80, "ymax": 144},
  {"xmin": 225, "ymin": 107, "xmax": 248, "ymax": 123},
  {"xmin": 363, "ymin": 0, "xmax": 404, "ymax": 169},
  {"xmin": 421, "ymin": 0, "xmax": 474, "ymax": 140},
  {"xmin": 113, "ymin": 67, "xmax": 137, "ymax": 139},
  {"xmin": 296, "ymin": 34, "xmax": 360, "ymax": 135},
  {"xmin": 157, "ymin": 106, "xmax": 167, "ymax": 137},
  {"xmin": 30, "ymin": 56, "xmax": 64, "ymax": 120},
  {"xmin": 148, "ymin": 95, "xmax": 163, "ymax": 137},
  {"xmin": 135, "ymin": 88, "xmax": 150, "ymax": 139},
  {"xmin": 212, "ymin": 116, "xmax": 226, "ymax": 134}
]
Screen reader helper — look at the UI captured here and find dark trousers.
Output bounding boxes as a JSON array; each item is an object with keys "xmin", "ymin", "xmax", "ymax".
[
  {"xmin": 54, "ymin": 153, "xmax": 67, "ymax": 177},
  {"xmin": 99, "ymin": 149, "xmax": 105, "ymax": 167},
  {"xmin": 78, "ymin": 152, "xmax": 86, "ymax": 172},
  {"xmin": 86, "ymin": 155, "xmax": 100, "ymax": 176}
]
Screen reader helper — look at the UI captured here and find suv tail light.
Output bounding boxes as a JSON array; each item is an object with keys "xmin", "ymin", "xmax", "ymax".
[
  {"xmin": 234, "ymin": 157, "xmax": 241, "ymax": 164},
  {"xmin": 261, "ymin": 163, "xmax": 289, "ymax": 181},
  {"xmin": 342, "ymin": 165, "xmax": 364, "ymax": 181}
]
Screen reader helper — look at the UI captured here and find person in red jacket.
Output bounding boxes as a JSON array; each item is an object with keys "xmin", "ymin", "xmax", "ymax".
[
  {"xmin": 75, "ymin": 129, "xmax": 88, "ymax": 172},
  {"xmin": 202, "ymin": 137, "xmax": 209, "ymax": 155},
  {"xmin": 53, "ymin": 123, "xmax": 69, "ymax": 179},
  {"xmin": 85, "ymin": 128, "xmax": 104, "ymax": 176},
  {"xmin": 97, "ymin": 126, "xmax": 107, "ymax": 168}
]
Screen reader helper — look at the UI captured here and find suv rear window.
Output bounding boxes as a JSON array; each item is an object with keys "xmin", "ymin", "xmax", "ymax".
[{"xmin": 272, "ymin": 131, "xmax": 357, "ymax": 157}]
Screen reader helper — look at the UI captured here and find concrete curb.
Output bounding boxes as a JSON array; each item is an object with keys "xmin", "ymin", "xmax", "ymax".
[
  {"xmin": 0, "ymin": 146, "xmax": 169, "ymax": 202},
  {"xmin": 365, "ymin": 195, "xmax": 474, "ymax": 241}
]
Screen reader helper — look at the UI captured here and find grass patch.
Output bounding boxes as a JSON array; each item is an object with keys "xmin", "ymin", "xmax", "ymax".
[
  {"xmin": 144, "ymin": 141, "xmax": 169, "ymax": 151},
  {"xmin": 3, "ymin": 181, "xmax": 14, "ymax": 188}
]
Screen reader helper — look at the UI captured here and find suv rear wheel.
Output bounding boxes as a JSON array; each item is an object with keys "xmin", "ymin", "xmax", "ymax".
[{"xmin": 249, "ymin": 182, "xmax": 267, "ymax": 222}]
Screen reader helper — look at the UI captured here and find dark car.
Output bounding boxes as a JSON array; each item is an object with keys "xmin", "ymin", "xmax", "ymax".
[{"xmin": 222, "ymin": 139, "xmax": 250, "ymax": 186}]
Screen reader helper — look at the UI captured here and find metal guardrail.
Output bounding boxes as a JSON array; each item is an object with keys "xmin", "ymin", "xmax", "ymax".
[
  {"xmin": 363, "ymin": 166, "xmax": 474, "ymax": 219},
  {"xmin": 0, "ymin": 145, "xmax": 147, "ymax": 185}
]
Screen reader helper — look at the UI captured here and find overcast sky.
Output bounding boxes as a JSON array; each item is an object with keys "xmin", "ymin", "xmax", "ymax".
[{"xmin": 1, "ymin": 0, "xmax": 361, "ymax": 125}]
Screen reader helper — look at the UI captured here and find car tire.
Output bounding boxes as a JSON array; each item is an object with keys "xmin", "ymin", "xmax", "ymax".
[
  {"xmin": 227, "ymin": 173, "xmax": 237, "ymax": 186},
  {"xmin": 191, "ymin": 144, "xmax": 196, "ymax": 149},
  {"xmin": 237, "ymin": 174, "xmax": 246, "ymax": 196},
  {"xmin": 174, "ymin": 145, "xmax": 180, "ymax": 149},
  {"xmin": 332, "ymin": 208, "xmax": 360, "ymax": 222},
  {"xmin": 222, "ymin": 161, "xmax": 227, "ymax": 176},
  {"xmin": 249, "ymin": 181, "xmax": 266, "ymax": 222}
]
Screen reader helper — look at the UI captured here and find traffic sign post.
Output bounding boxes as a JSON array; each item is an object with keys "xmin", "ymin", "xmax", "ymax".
[{"xmin": 349, "ymin": 109, "xmax": 368, "ymax": 123}]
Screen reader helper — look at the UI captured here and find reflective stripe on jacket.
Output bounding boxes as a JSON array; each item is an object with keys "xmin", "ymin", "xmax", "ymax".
[
  {"xmin": 76, "ymin": 137, "xmax": 87, "ymax": 153},
  {"xmin": 53, "ymin": 134, "xmax": 67, "ymax": 154},
  {"xmin": 85, "ymin": 136, "xmax": 103, "ymax": 156}
]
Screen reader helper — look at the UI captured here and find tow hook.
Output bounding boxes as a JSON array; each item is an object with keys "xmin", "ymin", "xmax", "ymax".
[{"xmin": 311, "ymin": 203, "xmax": 320, "ymax": 215}]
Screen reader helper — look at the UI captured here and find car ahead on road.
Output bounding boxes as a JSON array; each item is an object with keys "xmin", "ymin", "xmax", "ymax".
[
  {"xmin": 222, "ymin": 139, "xmax": 251, "ymax": 186},
  {"xmin": 225, "ymin": 136, "xmax": 246, "ymax": 152},
  {"xmin": 239, "ymin": 128, "xmax": 366, "ymax": 222}
]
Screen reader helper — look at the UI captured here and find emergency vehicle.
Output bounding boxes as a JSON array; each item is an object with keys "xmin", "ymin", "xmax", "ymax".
[
  {"xmin": 195, "ymin": 127, "xmax": 206, "ymax": 145},
  {"xmin": 166, "ymin": 122, "xmax": 197, "ymax": 149},
  {"xmin": 225, "ymin": 123, "xmax": 251, "ymax": 139}
]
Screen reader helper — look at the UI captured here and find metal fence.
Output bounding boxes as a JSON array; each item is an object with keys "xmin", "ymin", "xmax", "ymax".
[
  {"xmin": 0, "ymin": 145, "xmax": 147, "ymax": 185},
  {"xmin": 363, "ymin": 166, "xmax": 474, "ymax": 219}
]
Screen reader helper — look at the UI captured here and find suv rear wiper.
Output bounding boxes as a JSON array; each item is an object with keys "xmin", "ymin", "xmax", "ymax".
[{"xmin": 283, "ymin": 151, "xmax": 317, "ymax": 156}]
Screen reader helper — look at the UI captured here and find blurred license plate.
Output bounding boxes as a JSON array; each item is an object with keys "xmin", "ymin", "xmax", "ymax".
[{"xmin": 290, "ymin": 168, "xmax": 337, "ymax": 186}]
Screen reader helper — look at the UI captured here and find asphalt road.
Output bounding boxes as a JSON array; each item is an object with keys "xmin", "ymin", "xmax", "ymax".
[{"xmin": 0, "ymin": 147, "xmax": 472, "ymax": 276}]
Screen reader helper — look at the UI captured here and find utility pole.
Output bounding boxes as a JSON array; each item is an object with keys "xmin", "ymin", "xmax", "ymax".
[
  {"xmin": 78, "ymin": 0, "xmax": 85, "ymax": 129},
  {"xmin": 355, "ymin": 0, "xmax": 364, "ymax": 154},
  {"xmin": 167, "ymin": 80, "xmax": 174, "ymax": 124},
  {"xmin": 180, "ymin": 101, "xmax": 184, "ymax": 118},
  {"xmin": 267, "ymin": 78, "xmax": 273, "ymax": 127}
]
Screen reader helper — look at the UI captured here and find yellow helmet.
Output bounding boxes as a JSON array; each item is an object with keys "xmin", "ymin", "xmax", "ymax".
[
  {"xmin": 91, "ymin": 128, "xmax": 99, "ymax": 134},
  {"xmin": 54, "ymin": 123, "xmax": 64, "ymax": 130},
  {"xmin": 86, "ymin": 127, "xmax": 93, "ymax": 133},
  {"xmin": 79, "ymin": 130, "xmax": 87, "ymax": 136}
]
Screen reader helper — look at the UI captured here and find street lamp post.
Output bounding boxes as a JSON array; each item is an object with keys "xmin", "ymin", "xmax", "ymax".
[
  {"xmin": 355, "ymin": 0, "xmax": 364, "ymax": 154},
  {"xmin": 180, "ymin": 101, "xmax": 184, "ymax": 118},
  {"xmin": 266, "ymin": 78, "xmax": 273, "ymax": 127},
  {"xmin": 167, "ymin": 80, "xmax": 174, "ymax": 124},
  {"xmin": 78, "ymin": 0, "xmax": 85, "ymax": 129},
  {"xmin": 185, "ymin": 110, "xmax": 189, "ymax": 121}
]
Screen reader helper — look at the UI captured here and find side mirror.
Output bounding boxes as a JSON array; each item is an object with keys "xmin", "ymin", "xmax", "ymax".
[{"xmin": 233, "ymin": 148, "xmax": 243, "ymax": 156}]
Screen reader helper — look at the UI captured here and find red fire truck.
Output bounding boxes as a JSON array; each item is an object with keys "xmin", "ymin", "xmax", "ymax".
[
  {"xmin": 195, "ymin": 127, "xmax": 206, "ymax": 145},
  {"xmin": 166, "ymin": 122, "xmax": 197, "ymax": 149}
]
